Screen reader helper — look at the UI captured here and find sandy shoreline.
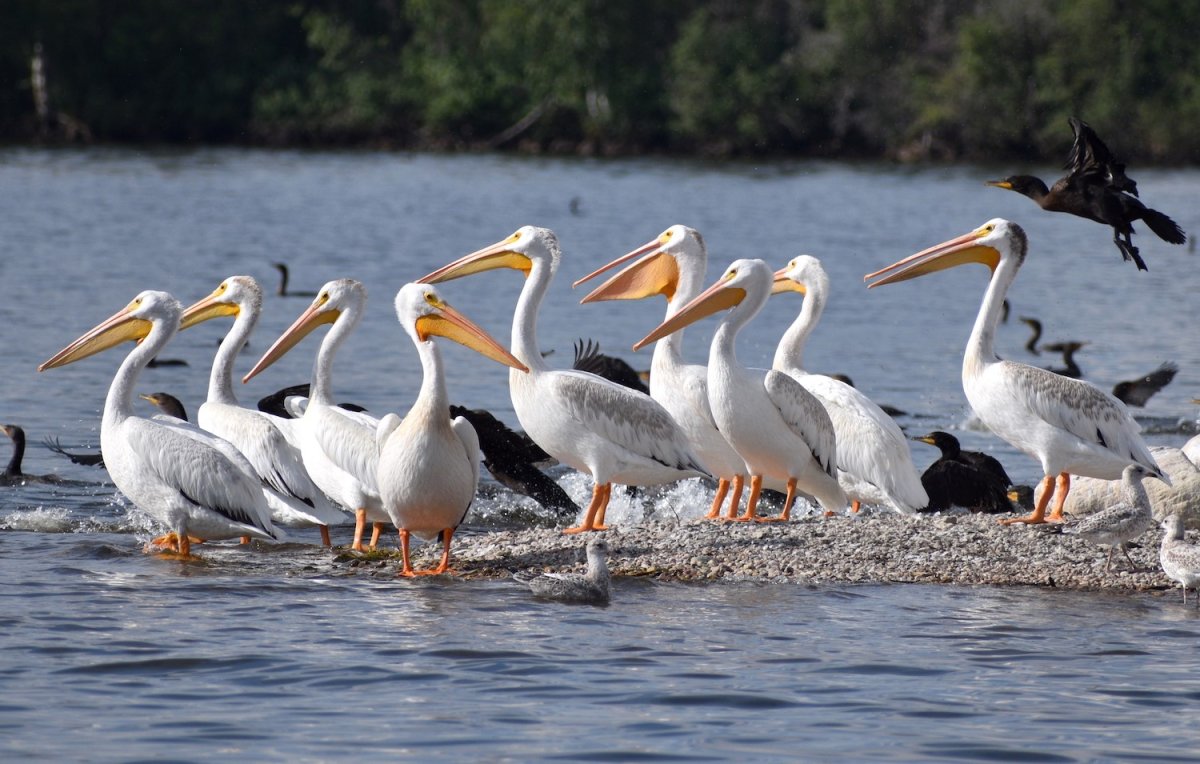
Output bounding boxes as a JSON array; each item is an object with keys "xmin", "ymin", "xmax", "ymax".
[{"xmin": 335, "ymin": 511, "xmax": 1180, "ymax": 593}]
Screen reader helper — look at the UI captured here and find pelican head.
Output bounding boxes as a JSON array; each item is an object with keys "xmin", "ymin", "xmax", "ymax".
[
  {"xmin": 864, "ymin": 218, "xmax": 1026, "ymax": 289},
  {"xmin": 180, "ymin": 275, "xmax": 263, "ymax": 330},
  {"xmin": 633, "ymin": 258, "xmax": 772, "ymax": 351},
  {"xmin": 395, "ymin": 282, "xmax": 528, "ymax": 371},
  {"xmin": 242, "ymin": 278, "xmax": 365, "ymax": 383},
  {"xmin": 575, "ymin": 224, "xmax": 704, "ymax": 304},
  {"xmin": 39, "ymin": 290, "xmax": 181, "ymax": 371},
  {"xmin": 771, "ymin": 254, "xmax": 828, "ymax": 297},
  {"xmin": 419, "ymin": 226, "xmax": 560, "ymax": 285}
]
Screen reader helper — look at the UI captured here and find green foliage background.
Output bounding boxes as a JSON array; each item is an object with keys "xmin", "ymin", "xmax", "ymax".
[{"xmin": 4, "ymin": 0, "xmax": 1198, "ymax": 161}]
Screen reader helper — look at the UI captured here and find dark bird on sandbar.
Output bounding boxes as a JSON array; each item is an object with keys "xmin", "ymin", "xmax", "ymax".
[
  {"xmin": 911, "ymin": 431, "xmax": 1012, "ymax": 514},
  {"xmin": 572, "ymin": 338, "xmax": 649, "ymax": 394},
  {"xmin": 987, "ymin": 117, "xmax": 1185, "ymax": 271},
  {"xmin": 43, "ymin": 392, "xmax": 190, "ymax": 469},
  {"xmin": 1111, "ymin": 362, "xmax": 1178, "ymax": 408}
]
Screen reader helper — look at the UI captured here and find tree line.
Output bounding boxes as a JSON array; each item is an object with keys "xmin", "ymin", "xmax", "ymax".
[{"xmin": 3, "ymin": 0, "xmax": 1198, "ymax": 163}]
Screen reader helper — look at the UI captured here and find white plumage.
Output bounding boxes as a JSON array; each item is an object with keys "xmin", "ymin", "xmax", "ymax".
[
  {"xmin": 636, "ymin": 258, "xmax": 847, "ymax": 519},
  {"xmin": 243, "ymin": 279, "xmax": 385, "ymax": 551},
  {"xmin": 181, "ymin": 275, "xmax": 346, "ymax": 544},
  {"xmin": 1160, "ymin": 514, "xmax": 1200, "ymax": 604},
  {"xmin": 39, "ymin": 291, "xmax": 277, "ymax": 557},
  {"xmin": 866, "ymin": 218, "xmax": 1162, "ymax": 525},
  {"xmin": 771, "ymin": 255, "xmax": 927, "ymax": 514},
  {"xmin": 419, "ymin": 226, "xmax": 708, "ymax": 534},
  {"xmin": 577, "ymin": 224, "xmax": 748, "ymax": 519}
]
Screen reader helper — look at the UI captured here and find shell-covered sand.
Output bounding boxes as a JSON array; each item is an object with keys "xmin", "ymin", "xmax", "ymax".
[{"xmin": 336, "ymin": 511, "xmax": 1185, "ymax": 593}]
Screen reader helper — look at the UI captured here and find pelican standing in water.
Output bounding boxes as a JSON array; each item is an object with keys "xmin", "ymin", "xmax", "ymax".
[
  {"xmin": 636, "ymin": 259, "xmax": 847, "ymax": 520},
  {"xmin": 419, "ymin": 226, "xmax": 708, "ymax": 534},
  {"xmin": 771, "ymin": 255, "xmax": 927, "ymax": 514},
  {"xmin": 39, "ymin": 291, "xmax": 278, "ymax": 557},
  {"xmin": 181, "ymin": 276, "xmax": 347, "ymax": 545},
  {"xmin": 243, "ymin": 279, "xmax": 387, "ymax": 551},
  {"xmin": 865, "ymin": 218, "xmax": 1163, "ymax": 524},
  {"xmin": 575, "ymin": 225, "xmax": 748, "ymax": 520},
  {"xmin": 377, "ymin": 283, "xmax": 528, "ymax": 575}
]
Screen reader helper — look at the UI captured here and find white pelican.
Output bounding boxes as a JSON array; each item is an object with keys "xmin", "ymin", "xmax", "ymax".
[
  {"xmin": 575, "ymin": 225, "xmax": 748, "ymax": 520},
  {"xmin": 865, "ymin": 218, "xmax": 1163, "ymax": 524},
  {"xmin": 771, "ymin": 255, "xmax": 927, "ymax": 514},
  {"xmin": 419, "ymin": 226, "xmax": 708, "ymax": 534},
  {"xmin": 243, "ymin": 279, "xmax": 386, "ymax": 551},
  {"xmin": 39, "ymin": 291, "xmax": 278, "ymax": 557},
  {"xmin": 635, "ymin": 259, "xmax": 847, "ymax": 519},
  {"xmin": 377, "ymin": 283, "xmax": 528, "ymax": 575},
  {"xmin": 181, "ymin": 276, "xmax": 347, "ymax": 546}
]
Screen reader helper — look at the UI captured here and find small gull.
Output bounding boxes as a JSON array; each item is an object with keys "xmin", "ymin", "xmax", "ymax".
[
  {"xmin": 1062, "ymin": 464, "xmax": 1163, "ymax": 572},
  {"xmin": 513, "ymin": 538, "xmax": 611, "ymax": 604},
  {"xmin": 1159, "ymin": 514, "xmax": 1200, "ymax": 604}
]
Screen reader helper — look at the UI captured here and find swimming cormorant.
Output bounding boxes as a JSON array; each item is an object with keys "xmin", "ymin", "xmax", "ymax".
[{"xmin": 1111, "ymin": 362, "xmax": 1178, "ymax": 407}]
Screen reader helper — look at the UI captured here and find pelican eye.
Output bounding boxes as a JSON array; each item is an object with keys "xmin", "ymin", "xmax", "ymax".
[{"xmin": 424, "ymin": 291, "xmax": 440, "ymax": 307}]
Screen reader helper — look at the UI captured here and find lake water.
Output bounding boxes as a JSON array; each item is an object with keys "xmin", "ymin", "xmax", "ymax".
[{"xmin": 2, "ymin": 148, "xmax": 1199, "ymax": 760}]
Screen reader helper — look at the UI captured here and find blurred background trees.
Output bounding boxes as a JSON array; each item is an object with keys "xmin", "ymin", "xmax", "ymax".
[{"xmin": 3, "ymin": 0, "xmax": 1198, "ymax": 161}]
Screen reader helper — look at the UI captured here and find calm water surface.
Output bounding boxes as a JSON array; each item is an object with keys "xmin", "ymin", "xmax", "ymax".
[{"xmin": 2, "ymin": 149, "xmax": 1199, "ymax": 760}]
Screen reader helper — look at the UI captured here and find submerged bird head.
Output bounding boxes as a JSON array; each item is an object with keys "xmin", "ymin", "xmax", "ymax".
[
  {"xmin": 180, "ymin": 275, "xmax": 263, "ymax": 331},
  {"xmin": 419, "ymin": 225, "xmax": 560, "ymax": 285},
  {"xmin": 575, "ymin": 224, "xmax": 704, "ymax": 305},
  {"xmin": 633, "ymin": 258, "xmax": 772, "ymax": 351},
  {"xmin": 394, "ymin": 282, "xmax": 527, "ymax": 372},
  {"xmin": 242, "ymin": 279, "xmax": 366, "ymax": 383},
  {"xmin": 39, "ymin": 290, "xmax": 181, "ymax": 371},
  {"xmin": 864, "ymin": 218, "xmax": 1026, "ymax": 288},
  {"xmin": 986, "ymin": 175, "xmax": 1050, "ymax": 200}
]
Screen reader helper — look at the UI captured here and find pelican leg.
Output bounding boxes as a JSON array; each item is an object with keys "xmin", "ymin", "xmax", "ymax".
[
  {"xmin": 565, "ymin": 483, "xmax": 611, "ymax": 534},
  {"xmin": 240, "ymin": 536, "xmax": 251, "ymax": 545},
  {"xmin": 851, "ymin": 500, "xmax": 861, "ymax": 514},
  {"xmin": 595, "ymin": 486, "xmax": 612, "ymax": 529},
  {"xmin": 415, "ymin": 528, "xmax": 456, "ymax": 576},
  {"xmin": 1046, "ymin": 473, "xmax": 1070, "ymax": 522},
  {"xmin": 369, "ymin": 522, "xmax": 384, "ymax": 550},
  {"xmin": 398, "ymin": 529, "xmax": 416, "ymax": 577},
  {"xmin": 725, "ymin": 475, "xmax": 745, "ymax": 520},
  {"xmin": 319, "ymin": 525, "xmax": 331, "ymax": 547},
  {"xmin": 733, "ymin": 476, "xmax": 764, "ymax": 522},
  {"xmin": 756, "ymin": 477, "xmax": 796, "ymax": 522},
  {"xmin": 350, "ymin": 508, "xmax": 367, "ymax": 551},
  {"xmin": 705, "ymin": 479, "xmax": 731, "ymax": 520},
  {"xmin": 1000, "ymin": 474, "xmax": 1054, "ymax": 525}
]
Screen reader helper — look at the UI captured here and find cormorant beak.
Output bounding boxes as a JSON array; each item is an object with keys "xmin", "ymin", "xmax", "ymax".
[
  {"xmin": 415, "ymin": 299, "xmax": 528, "ymax": 372},
  {"xmin": 243, "ymin": 294, "xmax": 338, "ymax": 383},
  {"xmin": 578, "ymin": 240, "xmax": 679, "ymax": 304},
  {"xmin": 910, "ymin": 434, "xmax": 937, "ymax": 446},
  {"xmin": 418, "ymin": 232, "xmax": 532, "ymax": 284},
  {"xmin": 865, "ymin": 226, "xmax": 1001, "ymax": 288},
  {"xmin": 985, "ymin": 179, "xmax": 1014, "ymax": 190},
  {"xmin": 39, "ymin": 300, "xmax": 153, "ymax": 371},
  {"xmin": 633, "ymin": 273, "xmax": 745, "ymax": 351}
]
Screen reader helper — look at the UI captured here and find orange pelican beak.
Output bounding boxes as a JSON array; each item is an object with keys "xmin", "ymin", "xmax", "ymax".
[
  {"xmin": 180, "ymin": 283, "xmax": 239, "ymax": 330},
  {"xmin": 242, "ymin": 293, "xmax": 337, "ymax": 383},
  {"xmin": 419, "ymin": 232, "xmax": 532, "ymax": 284},
  {"xmin": 864, "ymin": 224, "xmax": 1001, "ymax": 288},
  {"xmin": 633, "ymin": 272, "xmax": 745, "ymax": 351},
  {"xmin": 39, "ymin": 299, "xmax": 154, "ymax": 371},
  {"xmin": 577, "ymin": 237, "xmax": 680, "ymax": 305},
  {"xmin": 771, "ymin": 266, "xmax": 807, "ymax": 296},
  {"xmin": 416, "ymin": 296, "xmax": 528, "ymax": 372}
]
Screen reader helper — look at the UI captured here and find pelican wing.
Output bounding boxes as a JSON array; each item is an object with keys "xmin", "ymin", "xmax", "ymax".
[
  {"xmin": 125, "ymin": 417, "xmax": 273, "ymax": 534},
  {"xmin": 451, "ymin": 415, "xmax": 482, "ymax": 490},
  {"xmin": 199, "ymin": 403, "xmax": 318, "ymax": 504},
  {"xmin": 375, "ymin": 413, "xmax": 403, "ymax": 453},
  {"xmin": 674, "ymin": 363, "xmax": 722, "ymax": 433},
  {"xmin": 764, "ymin": 370, "xmax": 837, "ymax": 477},
  {"xmin": 1003, "ymin": 361, "xmax": 1156, "ymax": 466},
  {"xmin": 309, "ymin": 405, "xmax": 381, "ymax": 495},
  {"xmin": 553, "ymin": 370, "xmax": 704, "ymax": 473}
]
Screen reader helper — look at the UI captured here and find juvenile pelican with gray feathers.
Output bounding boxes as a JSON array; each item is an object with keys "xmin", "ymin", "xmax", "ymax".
[
  {"xmin": 39, "ymin": 291, "xmax": 278, "ymax": 557},
  {"xmin": 866, "ymin": 218, "xmax": 1163, "ymax": 524},
  {"xmin": 419, "ymin": 226, "xmax": 708, "ymax": 534}
]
